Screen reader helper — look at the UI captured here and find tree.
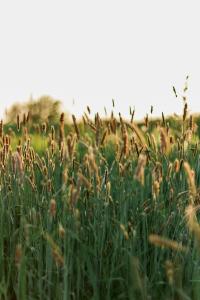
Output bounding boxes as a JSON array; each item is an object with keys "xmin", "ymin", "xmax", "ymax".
[{"xmin": 6, "ymin": 95, "xmax": 63, "ymax": 124}]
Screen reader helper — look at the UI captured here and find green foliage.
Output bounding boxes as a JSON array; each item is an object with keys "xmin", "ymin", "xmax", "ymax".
[
  {"xmin": 5, "ymin": 95, "xmax": 63, "ymax": 125},
  {"xmin": 0, "ymin": 107, "xmax": 200, "ymax": 299}
]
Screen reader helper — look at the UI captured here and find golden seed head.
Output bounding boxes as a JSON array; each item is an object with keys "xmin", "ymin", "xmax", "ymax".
[
  {"xmin": 15, "ymin": 244, "xmax": 22, "ymax": 266},
  {"xmin": 72, "ymin": 114, "xmax": 80, "ymax": 139},
  {"xmin": 134, "ymin": 154, "xmax": 147, "ymax": 185},
  {"xmin": 152, "ymin": 180, "xmax": 160, "ymax": 199},
  {"xmin": 50, "ymin": 199, "xmax": 56, "ymax": 217},
  {"xmin": 173, "ymin": 159, "xmax": 180, "ymax": 173},
  {"xmin": 58, "ymin": 223, "xmax": 65, "ymax": 239},
  {"xmin": 160, "ymin": 128, "xmax": 170, "ymax": 154},
  {"xmin": 120, "ymin": 224, "xmax": 129, "ymax": 240},
  {"xmin": 60, "ymin": 112, "xmax": 65, "ymax": 123},
  {"xmin": 106, "ymin": 181, "xmax": 111, "ymax": 195},
  {"xmin": 185, "ymin": 205, "xmax": 200, "ymax": 247},
  {"xmin": 165, "ymin": 260, "xmax": 174, "ymax": 285},
  {"xmin": 183, "ymin": 162, "xmax": 196, "ymax": 199},
  {"xmin": 78, "ymin": 172, "xmax": 91, "ymax": 190},
  {"xmin": 149, "ymin": 234, "xmax": 187, "ymax": 252}
]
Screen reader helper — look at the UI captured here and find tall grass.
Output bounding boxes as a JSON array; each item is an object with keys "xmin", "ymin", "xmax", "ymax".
[{"xmin": 0, "ymin": 98, "xmax": 200, "ymax": 299}]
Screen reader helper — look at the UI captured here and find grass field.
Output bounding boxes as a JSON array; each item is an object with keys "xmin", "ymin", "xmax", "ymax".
[{"xmin": 1, "ymin": 102, "xmax": 200, "ymax": 299}]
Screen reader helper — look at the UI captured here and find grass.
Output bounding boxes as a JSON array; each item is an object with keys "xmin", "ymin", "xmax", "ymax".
[{"xmin": 0, "ymin": 99, "xmax": 200, "ymax": 299}]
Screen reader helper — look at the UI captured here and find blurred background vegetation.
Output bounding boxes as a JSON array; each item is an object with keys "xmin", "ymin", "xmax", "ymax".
[
  {"xmin": 5, "ymin": 95, "xmax": 67, "ymax": 125},
  {"xmin": 3, "ymin": 95, "xmax": 200, "ymax": 140}
]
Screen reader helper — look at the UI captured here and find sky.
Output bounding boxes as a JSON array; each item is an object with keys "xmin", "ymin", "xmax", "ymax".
[{"xmin": 0, "ymin": 0, "xmax": 199, "ymax": 120}]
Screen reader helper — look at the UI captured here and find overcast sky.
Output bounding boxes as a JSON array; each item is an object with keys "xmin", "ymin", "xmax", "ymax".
[{"xmin": 0, "ymin": 0, "xmax": 199, "ymax": 120}]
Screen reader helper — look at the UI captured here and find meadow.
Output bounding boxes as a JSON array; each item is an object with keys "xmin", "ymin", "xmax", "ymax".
[{"xmin": 1, "ymin": 98, "xmax": 200, "ymax": 299}]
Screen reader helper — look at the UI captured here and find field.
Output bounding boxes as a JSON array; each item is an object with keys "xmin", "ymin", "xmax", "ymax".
[{"xmin": 1, "ymin": 101, "xmax": 200, "ymax": 299}]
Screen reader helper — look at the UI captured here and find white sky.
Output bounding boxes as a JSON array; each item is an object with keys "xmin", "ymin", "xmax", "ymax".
[{"xmin": 0, "ymin": 0, "xmax": 199, "ymax": 120}]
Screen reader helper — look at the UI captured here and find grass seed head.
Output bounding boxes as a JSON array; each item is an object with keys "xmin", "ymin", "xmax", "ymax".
[
  {"xmin": 15, "ymin": 244, "xmax": 22, "ymax": 266},
  {"xmin": 50, "ymin": 199, "xmax": 56, "ymax": 218},
  {"xmin": 120, "ymin": 224, "xmax": 129, "ymax": 240},
  {"xmin": 165, "ymin": 260, "xmax": 174, "ymax": 286},
  {"xmin": 58, "ymin": 223, "xmax": 65, "ymax": 239},
  {"xmin": 149, "ymin": 234, "xmax": 187, "ymax": 252},
  {"xmin": 183, "ymin": 161, "xmax": 196, "ymax": 199},
  {"xmin": 160, "ymin": 127, "xmax": 170, "ymax": 154},
  {"xmin": 72, "ymin": 114, "xmax": 80, "ymax": 139},
  {"xmin": 185, "ymin": 205, "xmax": 200, "ymax": 248},
  {"xmin": 134, "ymin": 154, "xmax": 147, "ymax": 185}
]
